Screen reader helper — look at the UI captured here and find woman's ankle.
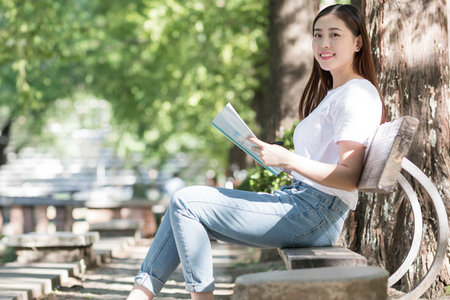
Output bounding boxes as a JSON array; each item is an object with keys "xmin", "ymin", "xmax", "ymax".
[
  {"xmin": 191, "ymin": 291, "xmax": 214, "ymax": 300},
  {"xmin": 127, "ymin": 283, "xmax": 154, "ymax": 300}
]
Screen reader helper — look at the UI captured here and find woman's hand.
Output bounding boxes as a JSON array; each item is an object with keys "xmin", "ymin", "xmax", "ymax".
[{"xmin": 249, "ymin": 137, "xmax": 292, "ymax": 168}]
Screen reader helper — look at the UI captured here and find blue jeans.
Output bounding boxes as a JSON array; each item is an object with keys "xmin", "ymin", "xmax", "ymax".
[{"xmin": 134, "ymin": 180, "xmax": 349, "ymax": 295}]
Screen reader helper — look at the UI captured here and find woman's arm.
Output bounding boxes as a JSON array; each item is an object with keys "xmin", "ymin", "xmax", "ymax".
[{"xmin": 249, "ymin": 138, "xmax": 365, "ymax": 191}]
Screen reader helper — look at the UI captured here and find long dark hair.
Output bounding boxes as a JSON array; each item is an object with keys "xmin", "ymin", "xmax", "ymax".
[{"xmin": 298, "ymin": 4, "xmax": 384, "ymax": 123}]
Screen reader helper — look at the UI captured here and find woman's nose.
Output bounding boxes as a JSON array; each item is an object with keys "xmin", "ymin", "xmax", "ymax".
[{"xmin": 320, "ymin": 37, "xmax": 330, "ymax": 48}]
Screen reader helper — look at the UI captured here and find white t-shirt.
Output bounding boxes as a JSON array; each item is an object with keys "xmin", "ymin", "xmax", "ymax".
[{"xmin": 292, "ymin": 79, "xmax": 382, "ymax": 210}]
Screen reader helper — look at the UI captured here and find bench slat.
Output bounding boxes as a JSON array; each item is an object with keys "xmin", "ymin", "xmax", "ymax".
[
  {"xmin": 357, "ymin": 116, "xmax": 419, "ymax": 193},
  {"xmin": 278, "ymin": 246, "xmax": 367, "ymax": 270}
]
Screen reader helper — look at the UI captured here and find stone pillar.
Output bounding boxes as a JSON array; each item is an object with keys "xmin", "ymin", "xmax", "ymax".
[
  {"xmin": 22, "ymin": 206, "xmax": 34, "ymax": 233},
  {"xmin": 35, "ymin": 205, "xmax": 49, "ymax": 233},
  {"xmin": 55, "ymin": 206, "xmax": 74, "ymax": 231},
  {"xmin": 141, "ymin": 207, "xmax": 156, "ymax": 237},
  {"xmin": 10, "ymin": 206, "xmax": 24, "ymax": 234}
]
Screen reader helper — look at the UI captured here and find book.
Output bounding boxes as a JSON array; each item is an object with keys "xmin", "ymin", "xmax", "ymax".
[{"xmin": 211, "ymin": 103, "xmax": 282, "ymax": 176}]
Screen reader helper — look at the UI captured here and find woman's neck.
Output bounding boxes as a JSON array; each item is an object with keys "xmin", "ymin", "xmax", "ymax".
[
  {"xmin": 331, "ymin": 67, "xmax": 363, "ymax": 89},
  {"xmin": 332, "ymin": 73, "xmax": 363, "ymax": 89}
]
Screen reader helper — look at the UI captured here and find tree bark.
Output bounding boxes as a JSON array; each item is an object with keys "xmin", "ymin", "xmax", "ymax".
[
  {"xmin": 258, "ymin": 0, "xmax": 316, "ymax": 141},
  {"xmin": 0, "ymin": 118, "xmax": 13, "ymax": 166},
  {"xmin": 350, "ymin": 0, "xmax": 362, "ymax": 9},
  {"xmin": 342, "ymin": 0, "xmax": 450, "ymax": 297}
]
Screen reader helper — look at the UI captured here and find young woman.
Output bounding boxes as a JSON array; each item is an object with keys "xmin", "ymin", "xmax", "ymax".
[{"xmin": 127, "ymin": 4, "xmax": 384, "ymax": 300}]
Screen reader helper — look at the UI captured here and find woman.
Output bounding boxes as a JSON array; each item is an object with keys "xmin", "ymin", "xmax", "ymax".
[{"xmin": 128, "ymin": 4, "xmax": 384, "ymax": 300}]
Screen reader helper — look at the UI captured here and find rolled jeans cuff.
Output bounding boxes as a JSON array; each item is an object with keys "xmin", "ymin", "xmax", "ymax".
[
  {"xmin": 134, "ymin": 271, "xmax": 164, "ymax": 296},
  {"xmin": 185, "ymin": 280, "xmax": 215, "ymax": 293}
]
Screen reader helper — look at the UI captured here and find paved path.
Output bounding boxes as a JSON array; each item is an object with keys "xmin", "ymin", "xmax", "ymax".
[
  {"xmin": 5, "ymin": 237, "xmax": 448, "ymax": 299},
  {"xmin": 37, "ymin": 239, "xmax": 277, "ymax": 300}
]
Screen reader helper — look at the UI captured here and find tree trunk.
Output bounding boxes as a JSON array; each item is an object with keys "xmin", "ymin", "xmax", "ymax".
[
  {"xmin": 0, "ymin": 118, "xmax": 13, "ymax": 166},
  {"xmin": 235, "ymin": 0, "xmax": 317, "ymax": 172},
  {"xmin": 251, "ymin": 0, "xmax": 318, "ymax": 263},
  {"xmin": 351, "ymin": 0, "xmax": 362, "ymax": 9},
  {"xmin": 342, "ymin": 0, "xmax": 450, "ymax": 297},
  {"xmin": 258, "ymin": 0, "xmax": 316, "ymax": 141}
]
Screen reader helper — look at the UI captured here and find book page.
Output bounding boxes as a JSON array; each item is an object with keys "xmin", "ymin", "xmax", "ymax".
[{"xmin": 212, "ymin": 103, "xmax": 282, "ymax": 176}]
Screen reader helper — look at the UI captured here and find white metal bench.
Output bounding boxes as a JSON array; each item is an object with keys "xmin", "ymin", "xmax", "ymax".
[{"xmin": 278, "ymin": 116, "xmax": 449, "ymax": 299}]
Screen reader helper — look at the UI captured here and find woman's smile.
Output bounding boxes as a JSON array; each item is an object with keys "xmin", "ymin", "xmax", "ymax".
[{"xmin": 319, "ymin": 52, "xmax": 335, "ymax": 60}]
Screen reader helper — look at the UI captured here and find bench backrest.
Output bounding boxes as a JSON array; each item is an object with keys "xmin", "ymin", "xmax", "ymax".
[{"xmin": 357, "ymin": 116, "xmax": 419, "ymax": 193}]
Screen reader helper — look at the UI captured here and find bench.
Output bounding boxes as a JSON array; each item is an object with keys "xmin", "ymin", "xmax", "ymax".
[
  {"xmin": 6, "ymin": 231, "xmax": 100, "ymax": 268},
  {"xmin": 0, "ymin": 195, "xmax": 85, "ymax": 235},
  {"xmin": 235, "ymin": 116, "xmax": 449, "ymax": 299},
  {"xmin": 84, "ymin": 198, "xmax": 159, "ymax": 238},
  {"xmin": 0, "ymin": 196, "xmax": 159, "ymax": 238},
  {"xmin": 279, "ymin": 116, "xmax": 448, "ymax": 298}
]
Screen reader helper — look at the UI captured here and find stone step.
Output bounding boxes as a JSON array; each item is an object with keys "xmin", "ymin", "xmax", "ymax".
[
  {"xmin": 0, "ymin": 262, "xmax": 81, "ymax": 300},
  {"xmin": 93, "ymin": 236, "xmax": 135, "ymax": 263},
  {"xmin": 233, "ymin": 266, "xmax": 389, "ymax": 300},
  {"xmin": 0, "ymin": 236, "xmax": 134, "ymax": 299}
]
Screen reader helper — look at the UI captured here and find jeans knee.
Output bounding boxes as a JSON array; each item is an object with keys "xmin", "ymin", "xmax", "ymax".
[
  {"xmin": 170, "ymin": 186, "xmax": 197, "ymax": 217},
  {"xmin": 169, "ymin": 186, "xmax": 209, "ymax": 222},
  {"xmin": 170, "ymin": 188, "xmax": 185, "ymax": 212}
]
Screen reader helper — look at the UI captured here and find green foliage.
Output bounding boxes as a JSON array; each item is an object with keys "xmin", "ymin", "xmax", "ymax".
[
  {"xmin": 239, "ymin": 122, "xmax": 298, "ymax": 193},
  {"xmin": 0, "ymin": 0, "xmax": 89, "ymax": 137},
  {"xmin": 245, "ymin": 168, "xmax": 292, "ymax": 193},
  {"xmin": 1, "ymin": 247, "xmax": 17, "ymax": 264},
  {"xmin": 81, "ymin": 0, "xmax": 269, "ymax": 171},
  {"xmin": 0, "ymin": 0, "xmax": 269, "ymax": 174}
]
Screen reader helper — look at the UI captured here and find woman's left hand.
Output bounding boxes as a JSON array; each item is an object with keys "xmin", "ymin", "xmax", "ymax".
[{"xmin": 249, "ymin": 137, "xmax": 292, "ymax": 168}]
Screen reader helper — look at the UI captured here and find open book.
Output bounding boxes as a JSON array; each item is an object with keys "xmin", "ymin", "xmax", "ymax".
[{"xmin": 212, "ymin": 103, "xmax": 282, "ymax": 176}]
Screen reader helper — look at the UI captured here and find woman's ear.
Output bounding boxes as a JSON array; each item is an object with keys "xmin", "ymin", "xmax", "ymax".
[{"xmin": 355, "ymin": 35, "xmax": 362, "ymax": 52}]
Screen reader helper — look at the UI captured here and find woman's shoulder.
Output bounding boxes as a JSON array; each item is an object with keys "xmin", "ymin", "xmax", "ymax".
[
  {"xmin": 335, "ymin": 79, "xmax": 380, "ymax": 103},
  {"xmin": 329, "ymin": 79, "xmax": 382, "ymax": 115},
  {"xmin": 342, "ymin": 78, "xmax": 378, "ymax": 94}
]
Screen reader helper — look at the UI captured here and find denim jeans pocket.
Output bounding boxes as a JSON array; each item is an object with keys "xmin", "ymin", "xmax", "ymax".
[
  {"xmin": 282, "ymin": 182, "xmax": 347, "ymax": 248},
  {"xmin": 318, "ymin": 200, "xmax": 348, "ymax": 245},
  {"xmin": 291, "ymin": 218, "xmax": 332, "ymax": 247}
]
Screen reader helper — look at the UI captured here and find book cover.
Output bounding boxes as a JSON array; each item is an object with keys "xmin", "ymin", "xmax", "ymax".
[{"xmin": 212, "ymin": 103, "xmax": 282, "ymax": 176}]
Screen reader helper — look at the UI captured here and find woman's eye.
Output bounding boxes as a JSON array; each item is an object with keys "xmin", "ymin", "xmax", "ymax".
[
  {"xmin": 314, "ymin": 33, "xmax": 321, "ymax": 38},
  {"xmin": 331, "ymin": 33, "xmax": 340, "ymax": 37}
]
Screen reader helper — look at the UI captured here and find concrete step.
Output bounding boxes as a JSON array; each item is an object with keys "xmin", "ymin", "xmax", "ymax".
[
  {"xmin": 0, "ymin": 236, "xmax": 135, "ymax": 300},
  {"xmin": 93, "ymin": 236, "xmax": 135, "ymax": 263},
  {"xmin": 0, "ymin": 262, "xmax": 81, "ymax": 300}
]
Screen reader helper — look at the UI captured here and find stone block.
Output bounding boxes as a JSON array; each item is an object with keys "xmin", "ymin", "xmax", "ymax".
[
  {"xmin": 89, "ymin": 219, "xmax": 140, "ymax": 238},
  {"xmin": 233, "ymin": 266, "xmax": 388, "ymax": 300},
  {"xmin": 7, "ymin": 231, "xmax": 99, "ymax": 248},
  {"xmin": 6, "ymin": 231, "xmax": 100, "ymax": 267},
  {"xmin": 278, "ymin": 246, "xmax": 367, "ymax": 270}
]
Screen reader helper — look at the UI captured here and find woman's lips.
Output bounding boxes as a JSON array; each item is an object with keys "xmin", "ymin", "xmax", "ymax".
[{"xmin": 320, "ymin": 52, "xmax": 335, "ymax": 60}]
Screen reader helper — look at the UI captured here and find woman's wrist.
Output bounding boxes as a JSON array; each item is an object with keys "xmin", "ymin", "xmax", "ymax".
[{"xmin": 280, "ymin": 151, "xmax": 297, "ymax": 170}]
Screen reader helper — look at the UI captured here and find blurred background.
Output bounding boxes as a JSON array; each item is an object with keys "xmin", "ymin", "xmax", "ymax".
[{"xmin": 0, "ymin": 0, "xmax": 449, "ymax": 297}]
